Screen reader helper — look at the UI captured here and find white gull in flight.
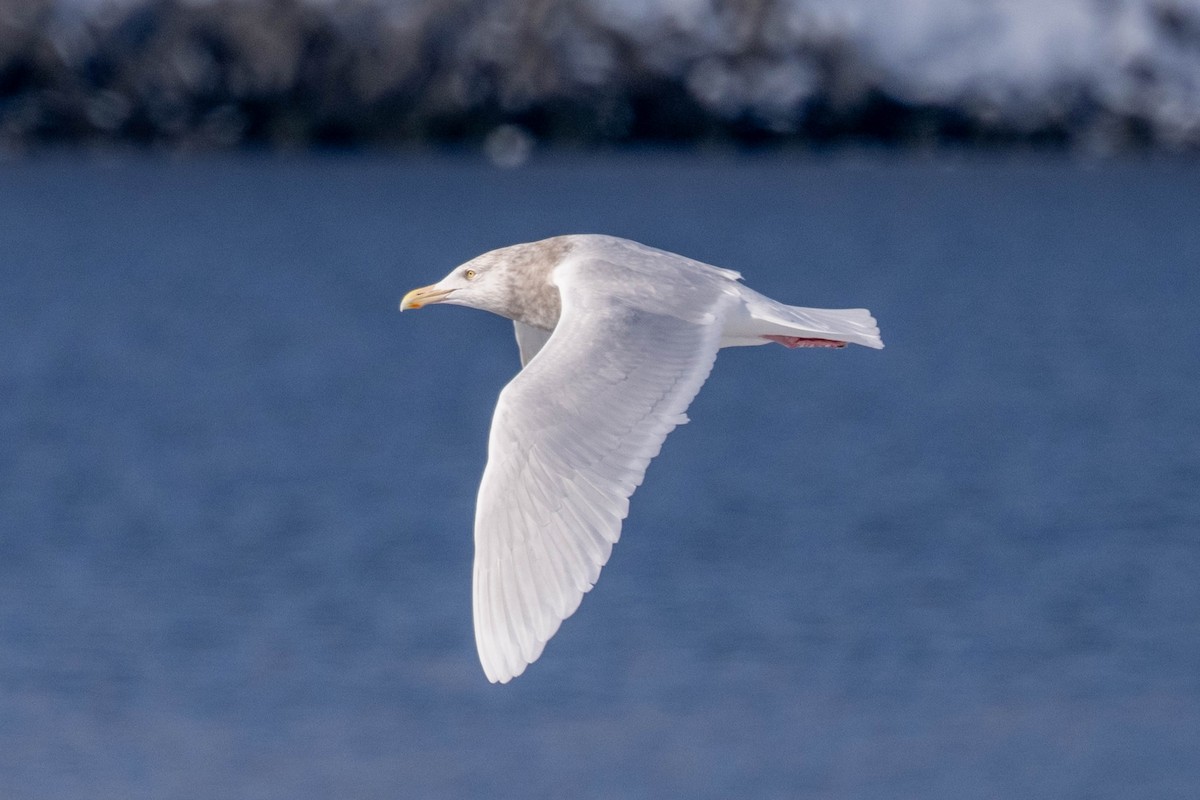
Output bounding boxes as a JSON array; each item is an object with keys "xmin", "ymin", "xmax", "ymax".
[{"xmin": 401, "ymin": 234, "xmax": 883, "ymax": 683}]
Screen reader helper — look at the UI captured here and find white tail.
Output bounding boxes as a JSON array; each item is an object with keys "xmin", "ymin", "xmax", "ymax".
[{"xmin": 724, "ymin": 286, "xmax": 884, "ymax": 349}]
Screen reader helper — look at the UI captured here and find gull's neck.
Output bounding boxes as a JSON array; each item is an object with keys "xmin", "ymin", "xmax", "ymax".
[{"xmin": 495, "ymin": 236, "xmax": 573, "ymax": 330}]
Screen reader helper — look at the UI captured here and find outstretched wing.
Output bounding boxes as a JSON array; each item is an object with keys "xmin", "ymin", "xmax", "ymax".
[{"xmin": 473, "ymin": 248, "xmax": 736, "ymax": 682}]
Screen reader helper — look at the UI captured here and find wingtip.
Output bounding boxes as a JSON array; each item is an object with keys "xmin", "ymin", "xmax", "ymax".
[{"xmin": 483, "ymin": 657, "xmax": 527, "ymax": 684}]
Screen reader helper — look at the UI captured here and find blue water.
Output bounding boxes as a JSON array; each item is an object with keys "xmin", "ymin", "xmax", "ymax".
[{"xmin": 1, "ymin": 153, "xmax": 1198, "ymax": 799}]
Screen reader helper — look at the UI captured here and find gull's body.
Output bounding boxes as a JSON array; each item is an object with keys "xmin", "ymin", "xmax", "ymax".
[{"xmin": 402, "ymin": 234, "xmax": 882, "ymax": 683}]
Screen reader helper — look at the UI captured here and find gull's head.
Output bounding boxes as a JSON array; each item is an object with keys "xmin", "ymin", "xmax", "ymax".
[
  {"xmin": 400, "ymin": 238, "xmax": 570, "ymax": 328},
  {"xmin": 400, "ymin": 250, "xmax": 513, "ymax": 315}
]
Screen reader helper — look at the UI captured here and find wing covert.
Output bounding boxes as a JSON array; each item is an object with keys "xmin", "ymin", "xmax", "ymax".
[{"xmin": 513, "ymin": 321, "xmax": 553, "ymax": 367}]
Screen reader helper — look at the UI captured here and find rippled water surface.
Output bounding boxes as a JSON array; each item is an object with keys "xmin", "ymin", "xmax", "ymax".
[{"xmin": 2, "ymin": 153, "xmax": 1198, "ymax": 798}]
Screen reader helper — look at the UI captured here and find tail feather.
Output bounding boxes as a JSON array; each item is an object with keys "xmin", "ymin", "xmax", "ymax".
[
  {"xmin": 753, "ymin": 302, "xmax": 884, "ymax": 349},
  {"xmin": 721, "ymin": 284, "xmax": 884, "ymax": 350}
]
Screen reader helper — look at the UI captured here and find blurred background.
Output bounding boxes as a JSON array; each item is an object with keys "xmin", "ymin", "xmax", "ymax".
[
  {"xmin": 2, "ymin": 1, "xmax": 1199, "ymax": 799},
  {"xmin": 3, "ymin": 0, "xmax": 1200, "ymax": 154}
]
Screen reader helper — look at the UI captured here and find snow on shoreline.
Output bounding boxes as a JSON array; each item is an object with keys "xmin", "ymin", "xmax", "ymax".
[{"xmin": 4, "ymin": 0, "xmax": 1200, "ymax": 150}]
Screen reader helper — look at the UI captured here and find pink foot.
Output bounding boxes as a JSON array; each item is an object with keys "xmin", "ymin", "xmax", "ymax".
[{"xmin": 763, "ymin": 335, "xmax": 847, "ymax": 348}]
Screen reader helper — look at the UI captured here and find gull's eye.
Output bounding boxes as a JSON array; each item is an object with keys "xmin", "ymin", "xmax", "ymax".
[{"xmin": 464, "ymin": 269, "xmax": 477, "ymax": 280}]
